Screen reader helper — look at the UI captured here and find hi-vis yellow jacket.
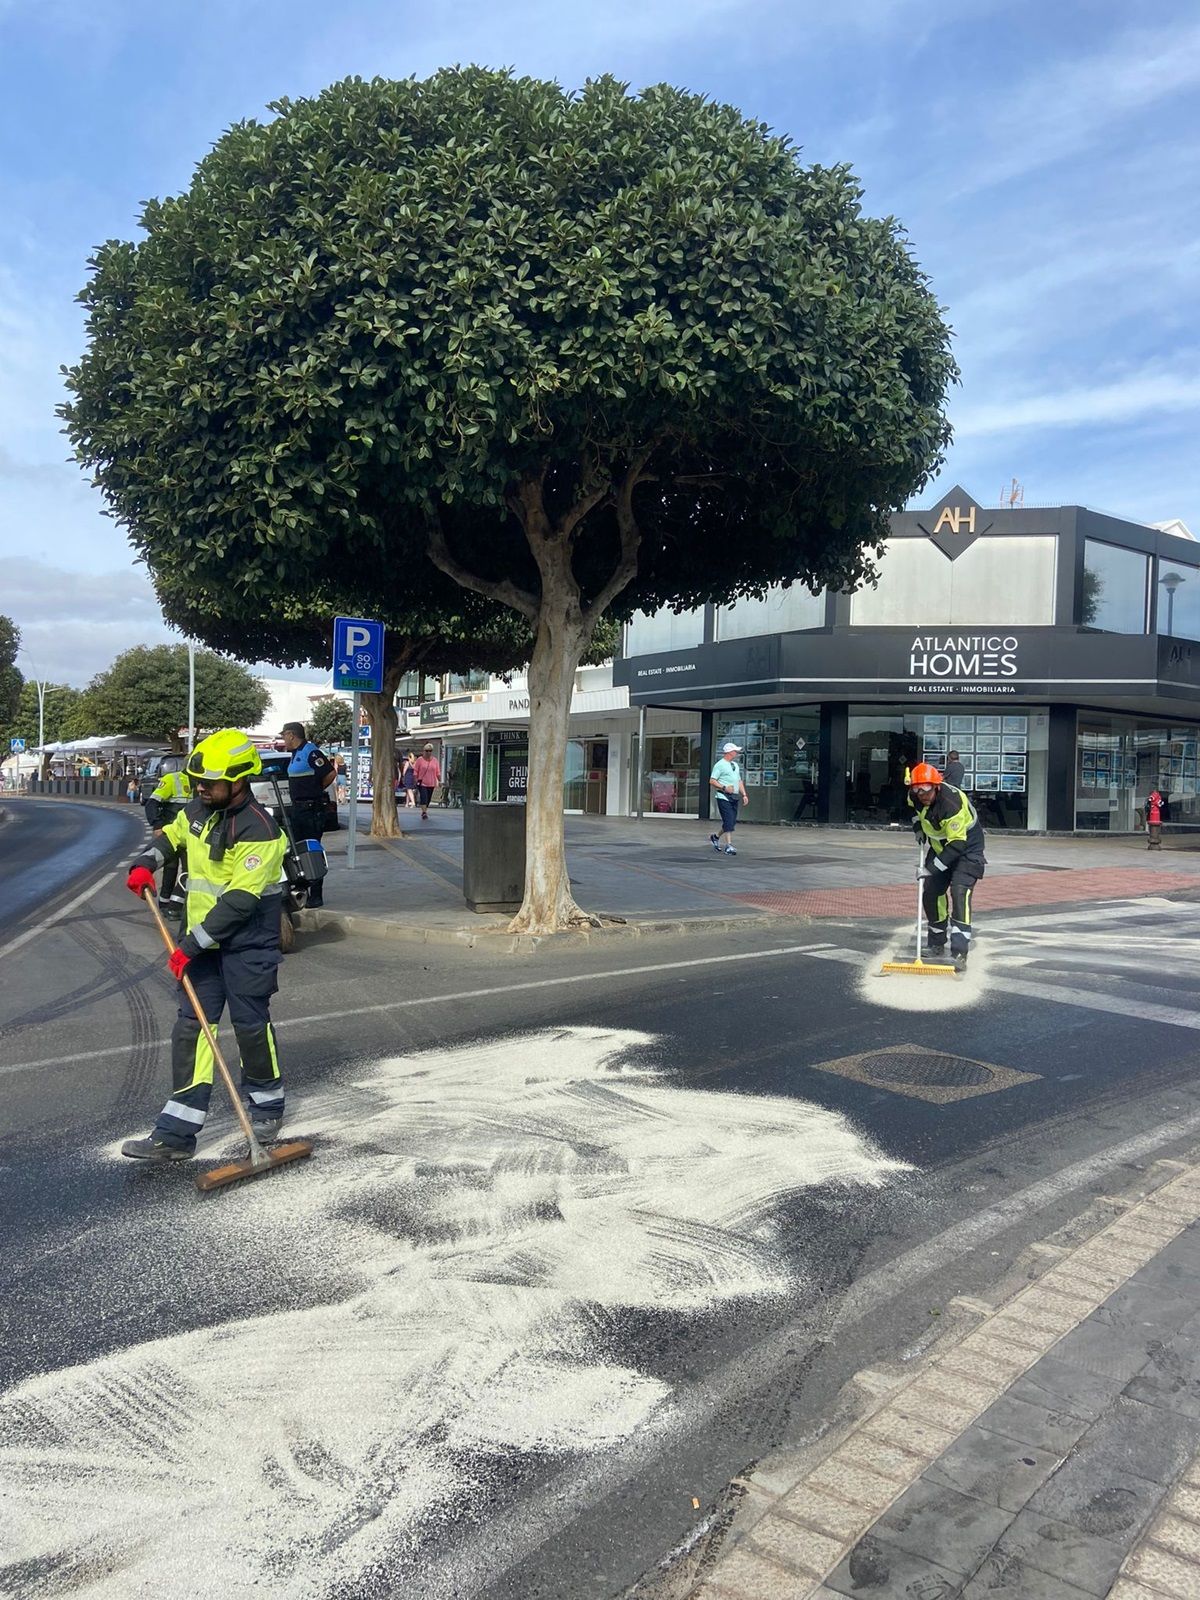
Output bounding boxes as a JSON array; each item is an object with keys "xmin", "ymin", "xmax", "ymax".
[
  {"xmin": 134, "ymin": 790, "xmax": 285, "ymax": 953},
  {"xmin": 151, "ymin": 769, "xmax": 192, "ymax": 806},
  {"xmin": 908, "ymin": 781, "xmax": 986, "ymax": 867}
]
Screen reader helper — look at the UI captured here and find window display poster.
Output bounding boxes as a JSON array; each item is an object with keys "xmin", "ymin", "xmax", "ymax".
[
  {"xmin": 975, "ymin": 773, "xmax": 999, "ymax": 790},
  {"xmin": 1003, "ymin": 716, "xmax": 1027, "ymax": 734},
  {"xmin": 745, "ymin": 767, "xmax": 762, "ymax": 785},
  {"xmin": 1002, "ymin": 735, "xmax": 1027, "ymax": 754},
  {"xmin": 954, "ymin": 735, "xmax": 975, "ymax": 753},
  {"xmin": 975, "ymin": 754, "xmax": 1001, "ymax": 774},
  {"xmin": 976, "ymin": 716, "xmax": 1002, "ymax": 734},
  {"xmin": 923, "ymin": 716, "xmax": 948, "ymax": 733},
  {"xmin": 950, "ymin": 716, "xmax": 975, "ymax": 735},
  {"xmin": 1001, "ymin": 773, "xmax": 1026, "ymax": 793},
  {"xmin": 1001, "ymin": 755, "xmax": 1026, "ymax": 773},
  {"xmin": 961, "ymin": 770, "xmax": 975, "ymax": 788},
  {"xmin": 1095, "ymin": 752, "xmax": 1110, "ymax": 773},
  {"xmin": 976, "ymin": 735, "xmax": 1001, "ymax": 753},
  {"xmin": 761, "ymin": 768, "xmax": 778, "ymax": 786}
]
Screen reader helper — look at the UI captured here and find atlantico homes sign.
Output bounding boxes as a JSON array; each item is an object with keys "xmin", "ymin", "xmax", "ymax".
[{"xmin": 909, "ymin": 634, "xmax": 1019, "ymax": 681}]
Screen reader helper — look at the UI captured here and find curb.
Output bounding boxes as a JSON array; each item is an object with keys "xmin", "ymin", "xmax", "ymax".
[
  {"xmin": 292, "ymin": 906, "xmax": 802, "ymax": 953},
  {"xmin": 675, "ymin": 1151, "xmax": 1200, "ymax": 1600}
]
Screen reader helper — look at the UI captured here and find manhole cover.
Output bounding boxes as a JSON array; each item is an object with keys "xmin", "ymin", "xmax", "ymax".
[
  {"xmin": 809, "ymin": 1043, "xmax": 1039, "ymax": 1104},
  {"xmin": 855, "ymin": 1052, "xmax": 993, "ymax": 1088}
]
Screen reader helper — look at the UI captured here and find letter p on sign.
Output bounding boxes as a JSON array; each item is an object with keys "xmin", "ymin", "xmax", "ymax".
[{"xmin": 346, "ymin": 626, "xmax": 372, "ymax": 653}]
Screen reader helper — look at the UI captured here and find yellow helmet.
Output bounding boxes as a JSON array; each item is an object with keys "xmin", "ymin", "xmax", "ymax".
[{"xmin": 185, "ymin": 729, "xmax": 262, "ymax": 783}]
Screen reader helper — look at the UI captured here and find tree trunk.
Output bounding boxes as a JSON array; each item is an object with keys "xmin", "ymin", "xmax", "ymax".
[
  {"xmin": 361, "ymin": 655, "xmax": 409, "ymax": 838},
  {"xmin": 509, "ymin": 593, "xmax": 587, "ymax": 934}
]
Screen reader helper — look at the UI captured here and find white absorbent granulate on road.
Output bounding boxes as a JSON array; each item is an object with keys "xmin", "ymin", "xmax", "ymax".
[
  {"xmin": 1, "ymin": 1025, "xmax": 909, "ymax": 1598},
  {"xmin": 861, "ymin": 931, "xmax": 991, "ymax": 1012}
]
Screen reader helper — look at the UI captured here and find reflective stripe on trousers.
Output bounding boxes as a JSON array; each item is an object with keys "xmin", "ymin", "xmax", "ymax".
[{"xmin": 154, "ymin": 948, "xmax": 283, "ymax": 1149}]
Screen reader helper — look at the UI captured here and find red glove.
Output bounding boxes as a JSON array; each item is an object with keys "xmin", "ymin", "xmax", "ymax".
[
  {"xmin": 127, "ymin": 865, "xmax": 157, "ymax": 898},
  {"xmin": 168, "ymin": 947, "xmax": 191, "ymax": 981}
]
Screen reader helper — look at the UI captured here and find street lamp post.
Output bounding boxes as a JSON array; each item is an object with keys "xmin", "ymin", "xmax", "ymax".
[
  {"xmin": 1160, "ymin": 571, "xmax": 1186, "ymax": 638},
  {"xmin": 187, "ymin": 640, "xmax": 196, "ymax": 751}
]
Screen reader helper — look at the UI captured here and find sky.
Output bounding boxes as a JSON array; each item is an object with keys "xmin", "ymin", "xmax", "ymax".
[{"xmin": 1, "ymin": 0, "xmax": 1197, "ymax": 686}]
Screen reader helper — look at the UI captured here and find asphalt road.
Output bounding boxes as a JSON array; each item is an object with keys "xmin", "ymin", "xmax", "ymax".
[{"xmin": 4, "ymin": 798, "xmax": 1200, "ymax": 1599}]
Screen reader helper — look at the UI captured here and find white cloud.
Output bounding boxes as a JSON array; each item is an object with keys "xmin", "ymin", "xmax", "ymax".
[
  {"xmin": 950, "ymin": 19, "xmax": 1200, "ymax": 196},
  {"xmin": 952, "ymin": 370, "xmax": 1200, "ymax": 441}
]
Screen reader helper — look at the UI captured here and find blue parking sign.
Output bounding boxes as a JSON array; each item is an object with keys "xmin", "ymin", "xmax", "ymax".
[{"xmin": 332, "ymin": 616, "xmax": 385, "ymax": 693}]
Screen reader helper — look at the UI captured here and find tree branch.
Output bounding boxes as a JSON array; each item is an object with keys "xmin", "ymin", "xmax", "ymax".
[
  {"xmin": 425, "ymin": 506, "xmax": 539, "ymax": 623},
  {"xmin": 583, "ymin": 441, "xmax": 659, "ymax": 623}
]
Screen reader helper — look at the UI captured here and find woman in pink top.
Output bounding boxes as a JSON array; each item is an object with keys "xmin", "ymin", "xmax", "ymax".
[{"xmin": 413, "ymin": 744, "xmax": 442, "ymax": 820}]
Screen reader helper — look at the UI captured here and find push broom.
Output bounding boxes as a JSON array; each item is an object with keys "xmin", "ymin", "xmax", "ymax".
[
  {"xmin": 881, "ymin": 834, "xmax": 959, "ymax": 978},
  {"xmin": 141, "ymin": 889, "xmax": 314, "ymax": 1192}
]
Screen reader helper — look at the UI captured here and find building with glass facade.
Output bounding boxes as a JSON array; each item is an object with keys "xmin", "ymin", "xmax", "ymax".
[{"xmin": 612, "ymin": 487, "xmax": 1200, "ymax": 832}]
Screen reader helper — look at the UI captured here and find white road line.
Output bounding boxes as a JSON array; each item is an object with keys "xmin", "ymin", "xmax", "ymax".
[
  {"xmin": 423, "ymin": 1098, "xmax": 1200, "ymax": 1599},
  {"xmin": 988, "ymin": 974, "xmax": 1200, "ymax": 1032},
  {"xmin": 0, "ymin": 871, "xmax": 118, "ymax": 966},
  {"xmin": 811, "ymin": 944, "xmax": 1200, "ymax": 1031},
  {"xmin": 0, "ymin": 942, "xmax": 829, "ymax": 1077}
]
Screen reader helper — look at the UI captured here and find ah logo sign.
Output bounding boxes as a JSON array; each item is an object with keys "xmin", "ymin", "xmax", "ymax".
[{"xmin": 917, "ymin": 485, "xmax": 993, "ymax": 561}]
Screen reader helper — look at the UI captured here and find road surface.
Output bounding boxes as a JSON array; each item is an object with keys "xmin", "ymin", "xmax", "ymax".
[{"xmin": 3, "ymin": 797, "xmax": 1200, "ymax": 1599}]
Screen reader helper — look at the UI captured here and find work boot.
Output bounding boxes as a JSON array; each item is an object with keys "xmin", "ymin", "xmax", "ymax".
[
  {"xmin": 953, "ymin": 950, "xmax": 969, "ymax": 971},
  {"xmin": 250, "ymin": 1119, "xmax": 282, "ymax": 1144},
  {"xmin": 121, "ymin": 1135, "xmax": 193, "ymax": 1162}
]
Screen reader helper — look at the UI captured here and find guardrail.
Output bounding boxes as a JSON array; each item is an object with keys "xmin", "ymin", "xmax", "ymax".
[{"xmin": 27, "ymin": 778, "xmax": 136, "ymax": 799}]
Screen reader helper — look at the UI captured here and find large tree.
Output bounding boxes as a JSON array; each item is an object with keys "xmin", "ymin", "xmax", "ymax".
[
  {"xmin": 62, "ymin": 69, "xmax": 955, "ymax": 931},
  {"xmin": 309, "ymin": 694, "xmax": 354, "ymax": 749},
  {"xmin": 0, "ymin": 680, "xmax": 84, "ymax": 747},
  {"xmin": 80, "ymin": 643, "xmax": 268, "ymax": 748},
  {"xmin": 156, "ymin": 579, "xmax": 537, "ymax": 835},
  {"xmin": 0, "ymin": 616, "xmax": 22, "ymax": 731}
]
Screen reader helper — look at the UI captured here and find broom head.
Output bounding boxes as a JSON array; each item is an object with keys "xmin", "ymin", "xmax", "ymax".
[
  {"xmin": 880, "ymin": 957, "xmax": 959, "ymax": 977},
  {"xmin": 195, "ymin": 1139, "xmax": 314, "ymax": 1193}
]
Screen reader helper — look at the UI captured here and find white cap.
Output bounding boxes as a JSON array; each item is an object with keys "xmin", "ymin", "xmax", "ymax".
[{"xmin": 721, "ymin": 741, "xmax": 742, "ymax": 754}]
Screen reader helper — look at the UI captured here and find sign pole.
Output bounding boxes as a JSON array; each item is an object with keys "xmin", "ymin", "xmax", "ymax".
[{"xmin": 348, "ymin": 691, "xmax": 360, "ymax": 871}]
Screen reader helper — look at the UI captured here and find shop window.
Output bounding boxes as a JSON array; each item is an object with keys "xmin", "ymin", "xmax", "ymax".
[
  {"xmin": 847, "ymin": 706, "xmax": 1048, "ymax": 829},
  {"xmin": 850, "ymin": 537, "xmax": 1056, "ymax": 627},
  {"xmin": 1157, "ymin": 559, "xmax": 1200, "ymax": 641},
  {"xmin": 716, "ymin": 586, "xmax": 825, "ymax": 641},
  {"xmin": 716, "ymin": 711, "xmax": 820, "ymax": 824},
  {"xmin": 1082, "ymin": 541, "xmax": 1148, "ymax": 634},
  {"xmin": 625, "ymin": 608, "xmax": 705, "ymax": 656},
  {"xmin": 636, "ymin": 733, "xmax": 701, "ymax": 815}
]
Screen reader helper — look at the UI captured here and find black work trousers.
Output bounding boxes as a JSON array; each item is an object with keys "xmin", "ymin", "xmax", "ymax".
[
  {"xmin": 922, "ymin": 852, "xmax": 984, "ymax": 958},
  {"xmin": 155, "ymin": 946, "xmax": 283, "ymax": 1149},
  {"xmin": 288, "ymin": 801, "xmax": 326, "ymax": 906}
]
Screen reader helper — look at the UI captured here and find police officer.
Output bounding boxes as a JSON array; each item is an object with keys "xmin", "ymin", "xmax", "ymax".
[
  {"xmin": 280, "ymin": 720, "xmax": 335, "ymax": 908},
  {"xmin": 143, "ymin": 756, "xmax": 192, "ymax": 915},
  {"xmin": 908, "ymin": 761, "xmax": 986, "ymax": 970},
  {"xmin": 123, "ymin": 730, "xmax": 287, "ymax": 1161}
]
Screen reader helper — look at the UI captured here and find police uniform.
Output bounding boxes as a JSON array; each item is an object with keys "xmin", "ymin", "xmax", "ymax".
[
  {"xmin": 286, "ymin": 739, "xmax": 333, "ymax": 907},
  {"xmin": 909, "ymin": 781, "xmax": 987, "ymax": 960},
  {"xmin": 131, "ymin": 782, "xmax": 287, "ymax": 1151},
  {"xmin": 143, "ymin": 768, "xmax": 192, "ymax": 904}
]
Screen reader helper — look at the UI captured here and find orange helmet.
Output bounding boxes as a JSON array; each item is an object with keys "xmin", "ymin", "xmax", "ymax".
[{"xmin": 909, "ymin": 762, "xmax": 943, "ymax": 787}]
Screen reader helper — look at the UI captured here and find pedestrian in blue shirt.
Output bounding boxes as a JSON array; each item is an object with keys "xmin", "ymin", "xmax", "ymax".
[{"xmin": 709, "ymin": 741, "xmax": 749, "ymax": 855}]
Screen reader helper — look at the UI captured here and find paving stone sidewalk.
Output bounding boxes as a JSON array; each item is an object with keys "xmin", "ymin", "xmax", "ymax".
[
  {"xmin": 300, "ymin": 810, "xmax": 1200, "ymax": 944},
  {"xmin": 692, "ymin": 1163, "xmax": 1200, "ymax": 1600}
]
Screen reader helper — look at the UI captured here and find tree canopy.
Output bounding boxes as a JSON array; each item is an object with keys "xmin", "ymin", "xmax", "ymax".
[
  {"xmin": 81, "ymin": 644, "xmax": 269, "ymax": 747},
  {"xmin": 0, "ymin": 616, "xmax": 22, "ymax": 731},
  {"xmin": 62, "ymin": 68, "xmax": 956, "ymax": 927},
  {"xmin": 309, "ymin": 695, "xmax": 353, "ymax": 747},
  {"xmin": 0, "ymin": 681, "xmax": 86, "ymax": 748}
]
